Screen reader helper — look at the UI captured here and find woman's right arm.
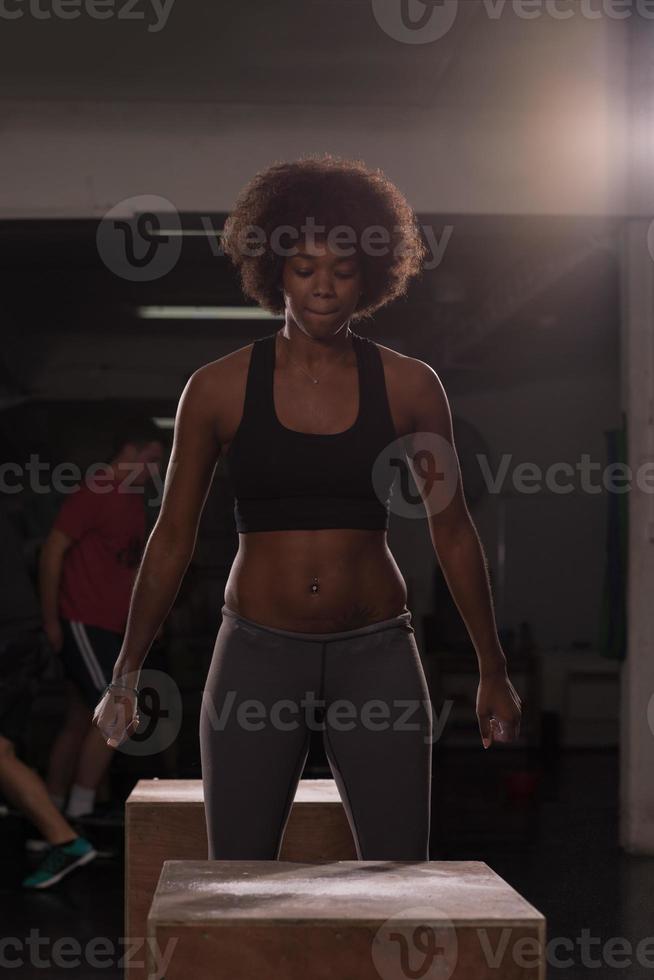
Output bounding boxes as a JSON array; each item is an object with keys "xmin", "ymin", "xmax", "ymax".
[{"xmin": 110, "ymin": 364, "xmax": 223, "ymax": 689}]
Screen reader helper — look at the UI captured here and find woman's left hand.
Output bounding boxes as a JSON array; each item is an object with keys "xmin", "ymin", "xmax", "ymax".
[{"xmin": 476, "ymin": 665, "xmax": 522, "ymax": 748}]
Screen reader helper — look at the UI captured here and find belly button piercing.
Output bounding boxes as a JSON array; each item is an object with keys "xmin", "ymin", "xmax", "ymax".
[{"xmin": 310, "ymin": 577, "xmax": 320, "ymax": 594}]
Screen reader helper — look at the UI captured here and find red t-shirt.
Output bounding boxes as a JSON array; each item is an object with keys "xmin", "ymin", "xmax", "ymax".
[{"xmin": 53, "ymin": 478, "xmax": 146, "ymax": 633}]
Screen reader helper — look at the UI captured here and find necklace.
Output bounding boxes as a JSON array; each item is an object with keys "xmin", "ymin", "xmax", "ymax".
[{"xmin": 277, "ymin": 330, "xmax": 352, "ymax": 384}]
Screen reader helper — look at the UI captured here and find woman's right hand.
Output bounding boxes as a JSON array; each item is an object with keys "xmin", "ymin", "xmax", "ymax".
[
  {"xmin": 92, "ymin": 686, "xmax": 140, "ymax": 748},
  {"xmin": 44, "ymin": 618, "xmax": 63, "ymax": 654}
]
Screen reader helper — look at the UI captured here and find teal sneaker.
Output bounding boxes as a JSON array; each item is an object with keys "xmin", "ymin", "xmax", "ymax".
[
  {"xmin": 25, "ymin": 816, "xmax": 86, "ymax": 854},
  {"xmin": 21, "ymin": 836, "xmax": 97, "ymax": 889}
]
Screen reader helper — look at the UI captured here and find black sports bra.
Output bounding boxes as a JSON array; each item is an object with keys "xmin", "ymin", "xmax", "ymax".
[{"xmin": 224, "ymin": 331, "xmax": 398, "ymax": 533}]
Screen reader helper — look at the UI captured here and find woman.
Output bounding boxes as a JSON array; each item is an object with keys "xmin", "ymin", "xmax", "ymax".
[{"xmin": 94, "ymin": 154, "xmax": 522, "ymax": 861}]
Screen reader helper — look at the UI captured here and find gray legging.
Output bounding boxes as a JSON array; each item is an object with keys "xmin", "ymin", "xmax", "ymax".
[{"xmin": 199, "ymin": 603, "xmax": 433, "ymax": 861}]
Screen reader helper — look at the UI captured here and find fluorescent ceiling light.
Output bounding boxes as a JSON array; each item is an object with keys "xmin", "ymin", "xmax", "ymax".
[
  {"xmin": 152, "ymin": 417, "xmax": 175, "ymax": 429},
  {"xmin": 136, "ymin": 306, "xmax": 283, "ymax": 320}
]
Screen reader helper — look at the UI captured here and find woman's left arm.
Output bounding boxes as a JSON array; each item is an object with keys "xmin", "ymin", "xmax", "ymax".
[{"xmin": 403, "ymin": 359, "xmax": 522, "ymax": 749}]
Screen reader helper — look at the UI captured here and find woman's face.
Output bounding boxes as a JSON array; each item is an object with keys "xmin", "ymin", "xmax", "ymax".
[{"xmin": 280, "ymin": 237, "xmax": 363, "ymax": 337}]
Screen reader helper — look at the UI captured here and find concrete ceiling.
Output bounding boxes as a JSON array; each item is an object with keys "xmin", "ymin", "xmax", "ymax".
[
  {"xmin": 0, "ymin": 0, "xmax": 625, "ymax": 109},
  {"xmin": 0, "ymin": 0, "xmax": 477, "ymax": 106}
]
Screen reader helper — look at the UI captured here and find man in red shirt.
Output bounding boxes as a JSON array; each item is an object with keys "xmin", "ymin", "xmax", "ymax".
[{"xmin": 38, "ymin": 418, "xmax": 166, "ymax": 821}]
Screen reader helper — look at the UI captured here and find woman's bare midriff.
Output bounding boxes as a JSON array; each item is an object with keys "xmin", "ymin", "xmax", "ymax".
[{"xmin": 223, "ymin": 528, "xmax": 408, "ymax": 632}]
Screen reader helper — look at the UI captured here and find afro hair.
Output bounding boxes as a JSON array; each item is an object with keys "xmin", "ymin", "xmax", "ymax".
[{"xmin": 221, "ymin": 153, "xmax": 427, "ymax": 323}]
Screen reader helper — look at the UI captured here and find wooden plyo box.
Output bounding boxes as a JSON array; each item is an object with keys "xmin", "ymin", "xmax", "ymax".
[
  {"xmin": 147, "ymin": 859, "xmax": 546, "ymax": 980},
  {"xmin": 125, "ymin": 779, "xmax": 356, "ymax": 980}
]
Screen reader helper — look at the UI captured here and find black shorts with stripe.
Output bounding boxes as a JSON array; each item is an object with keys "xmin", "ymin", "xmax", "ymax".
[{"xmin": 59, "ymin": 618, "xmax": 124, "ymax": 710}]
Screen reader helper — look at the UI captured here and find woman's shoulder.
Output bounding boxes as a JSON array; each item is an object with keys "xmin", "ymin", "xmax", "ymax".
[
  {"xmin": 366, "ymin": 339, "xmax": 447, "ymax": 435},
  {"xmin": 189, "ymin": 341, "xmax": 260, "ymax": 446},
  {"xmin": 192, "ymin": 339, "xmax": 258, "ymax": 393},
  {"xmin": 366, "ymin": 337, "xmax": 423, "ymax": 386},
  {"xmin": 372, "ymin": 339, "xmax": 440, "ymax": 384}
]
